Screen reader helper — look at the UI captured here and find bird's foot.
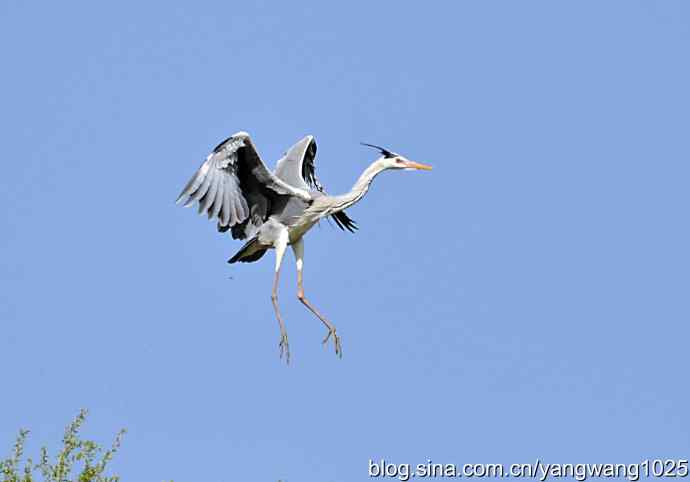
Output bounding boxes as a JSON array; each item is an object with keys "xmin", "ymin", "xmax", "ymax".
[
  {"xmin": 278, "ymin": 333, "xmax": 290, "ymax": 364},
  {"xmin": 322, "ymin": 328, "xmax": 342, "ymax": 359}
]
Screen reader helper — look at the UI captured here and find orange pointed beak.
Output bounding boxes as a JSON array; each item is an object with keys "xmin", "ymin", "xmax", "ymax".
[{"xmin": 403, "ymin": 160, "xmax": 433, "ymax": 171}]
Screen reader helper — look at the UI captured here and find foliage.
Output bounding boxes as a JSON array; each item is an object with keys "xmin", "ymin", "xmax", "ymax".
[{"xmin": 1, "ymin": 410, "xmax": 125, "ymax": 482}]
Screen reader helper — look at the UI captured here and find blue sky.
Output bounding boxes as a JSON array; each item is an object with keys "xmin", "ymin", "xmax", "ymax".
[{"xmin": 1, "ymin": 1, "xmax": 688, "ymax": 480}]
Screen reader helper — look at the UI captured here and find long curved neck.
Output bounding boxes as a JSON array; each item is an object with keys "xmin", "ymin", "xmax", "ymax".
[{"xmin": 334, "ymin": 160, "xmax": 386, "ymax": 211}]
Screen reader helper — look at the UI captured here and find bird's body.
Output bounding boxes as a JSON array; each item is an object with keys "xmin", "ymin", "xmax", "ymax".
[
  {"xmin": 228, "ymin": 195, "xmax": 316, "ymax": 263},
  {"xmin": 177, "ymin": 131, "xmax": 431, "ymax": 363}
]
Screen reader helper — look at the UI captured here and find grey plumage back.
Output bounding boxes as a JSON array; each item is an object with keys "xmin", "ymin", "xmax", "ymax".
[{"xmin": 276, "ymin": 136, "xmax": 358, "ymax": 234}]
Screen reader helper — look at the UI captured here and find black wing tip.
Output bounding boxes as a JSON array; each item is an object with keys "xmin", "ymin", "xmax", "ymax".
[
  {"xmin": 301, "ymin": 138, "xmax": 324, "ymax": 192},
  {"xmin": 360, "ymin": 142, "xmax": 395, "ymax": 158}
]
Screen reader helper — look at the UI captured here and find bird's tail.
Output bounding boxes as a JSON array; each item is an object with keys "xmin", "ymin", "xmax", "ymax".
[{"xmin": 228, "ymin": 235, "xmax": 267, "ymax": 264}]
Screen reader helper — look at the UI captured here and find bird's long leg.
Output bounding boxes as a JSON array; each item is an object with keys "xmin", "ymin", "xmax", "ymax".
[
  {"xmin": 291, "ymin": 238, "xmax": 342, "ymax": 358},
  {"xmin": 272, "ymin": 230, "xmax": 290, "ymax": 364}
]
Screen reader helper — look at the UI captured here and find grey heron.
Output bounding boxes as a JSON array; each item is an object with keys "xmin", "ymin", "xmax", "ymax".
[{"xmin": 176, "ymin": 132, "xmax": 432, "ymax": 363}]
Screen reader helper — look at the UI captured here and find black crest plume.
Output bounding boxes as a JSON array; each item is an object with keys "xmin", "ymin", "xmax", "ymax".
[{"xmin": 360, "ymin": 142, "xmax": 395, "ymax": 158}]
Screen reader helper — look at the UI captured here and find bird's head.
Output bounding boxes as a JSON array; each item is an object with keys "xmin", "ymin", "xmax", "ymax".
[{"xmin": 361, "ymin": 142, "xmax": 432, "ymax": 172}]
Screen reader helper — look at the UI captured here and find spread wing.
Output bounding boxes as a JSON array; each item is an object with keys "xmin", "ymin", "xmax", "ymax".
[
  {"xmin": 274, "ymin": 135, "xmax": 357, "ymax": 233},
  {"xmin": 176, "ymin": 131, "xmax": 311, "ymax": 234},
  {"xmin": 274, "ymin": 135, "xmax": 322, "ymax": 191}
]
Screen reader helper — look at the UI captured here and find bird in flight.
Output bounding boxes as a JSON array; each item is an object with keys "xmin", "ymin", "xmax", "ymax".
[{"xmin": 176, "ymin": 132, "xmax": 431, "ymax": 363}]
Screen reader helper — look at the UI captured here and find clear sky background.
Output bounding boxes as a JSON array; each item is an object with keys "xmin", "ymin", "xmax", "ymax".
[{"xmin": 1, "ymin": 1, "xmax": 689, "ymax": 480}]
